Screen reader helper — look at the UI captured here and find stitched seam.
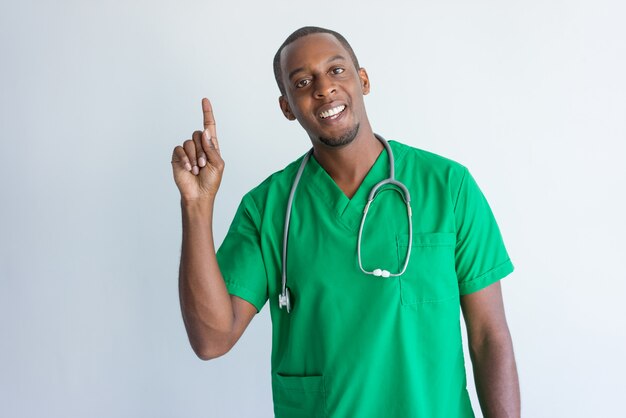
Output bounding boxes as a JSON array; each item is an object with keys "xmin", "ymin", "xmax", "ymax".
[
  {"xmin": 400, "ymin": 243, "xmax": 455, "ymax": 248},
  {"xmin": 452, "ymin": 166, "xmax": 468, "ymax": 214},
  {"xmin": 402, "ymin": 294, "xmax": 457, "ymax": 305},
  {"xmin": 461, "ymin": 258, "xmax": 513, "ymax": 285},
  {"xmin": 224, "ymin": 281, "xmax": 264, "ymax": 307}
]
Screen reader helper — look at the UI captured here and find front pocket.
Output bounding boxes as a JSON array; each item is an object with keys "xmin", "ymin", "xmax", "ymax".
[
  {"xmin": 272, "ymin": 374, "xmax": 327, "ymax": 418},
  {"xmin": 397, "ymin": 232, "xmax": 458, "ymax": 305}
]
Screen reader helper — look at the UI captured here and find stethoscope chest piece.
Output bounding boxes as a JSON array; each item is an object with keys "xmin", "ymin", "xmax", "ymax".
[
  {"xmin": 279, "ymin": 134, "xmax": 412, "ymax": 314},
  {"xmin": 278, "ymin": 287, "xmax": 291, "ymax": 313}
]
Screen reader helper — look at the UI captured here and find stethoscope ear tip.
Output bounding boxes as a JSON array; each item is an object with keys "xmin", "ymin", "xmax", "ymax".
[{"xmin": 372, "ymin": 269, "xmax": 391, "ymax": 278}]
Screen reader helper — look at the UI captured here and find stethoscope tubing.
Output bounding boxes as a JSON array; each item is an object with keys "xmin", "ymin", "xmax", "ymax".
[{"xmin": 279, "ymin": 134, "xmax": 413, "ymax": 312}]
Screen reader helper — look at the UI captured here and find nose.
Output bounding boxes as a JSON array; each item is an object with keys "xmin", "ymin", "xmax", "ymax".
[{"xmin": 314, "ymin": 75, "xmax": 336, "ymax": 98}]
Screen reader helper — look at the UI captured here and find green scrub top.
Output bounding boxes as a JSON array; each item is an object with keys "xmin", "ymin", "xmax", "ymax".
[{"xmin": 216, "ymin": 140, "xmax": 514, "ymax": 418}]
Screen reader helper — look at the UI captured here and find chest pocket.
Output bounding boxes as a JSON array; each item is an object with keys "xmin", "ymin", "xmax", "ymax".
[
  {"xmin": 397, "ymin": 232, "xmax": 458, "ymax": 305},
  {"xmin": 272, "ymin": 374, "xmax": 327, "ymax": 418}
]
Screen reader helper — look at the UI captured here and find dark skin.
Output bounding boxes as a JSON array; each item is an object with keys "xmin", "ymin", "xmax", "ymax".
[
  {"xmin": 462, "ymin": 281, "xmax": 521, "ymax": 418},
  {"xmin": 278, "ymin": 33, "xmax": 383, "ymax": 198},
  {"xmin": 172, "ymin": 32, "xmax": 520, "ymax": 418}
]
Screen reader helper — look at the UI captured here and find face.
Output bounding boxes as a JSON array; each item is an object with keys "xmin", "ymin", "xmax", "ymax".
[{"xmin": 279, "ymin": 33, "xmax": 370, "ymax": 148}]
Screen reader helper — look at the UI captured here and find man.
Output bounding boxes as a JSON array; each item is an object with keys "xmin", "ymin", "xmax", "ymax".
[{"xmin": 171, "ymin": 26, "xmax": 520, "ymax": 417}]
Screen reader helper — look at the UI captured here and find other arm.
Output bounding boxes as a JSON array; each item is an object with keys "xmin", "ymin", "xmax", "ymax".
[
  {"xmin": 461, "ymin": 281, "xmax": 520, "ymax": 418},
  {"xmin": 172, "ymin": 98, "xmax": 257, "ymax": 360}
]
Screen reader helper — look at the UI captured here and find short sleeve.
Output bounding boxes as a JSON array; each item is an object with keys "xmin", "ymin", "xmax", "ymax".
[
  {"xmin": 454, "ymin": 167, "xmax": 514, "ymax": 295},
  {"xmin": 216, "ymin": 195, "xmax": 269, "ymax": 312}
]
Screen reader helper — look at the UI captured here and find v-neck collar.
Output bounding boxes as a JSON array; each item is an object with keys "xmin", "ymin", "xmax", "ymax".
[{"xmin": 303, "ymin": 140, "xmax": 406, "ymax": 231}]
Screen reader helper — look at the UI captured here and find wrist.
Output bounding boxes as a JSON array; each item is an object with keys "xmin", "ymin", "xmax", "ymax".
[{"xmin": 181, "ymin": 196, "xmax": 215, "ymax": 215}]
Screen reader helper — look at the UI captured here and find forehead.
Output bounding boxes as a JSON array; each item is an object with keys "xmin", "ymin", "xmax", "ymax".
[{"xmin": 280, "ymin": 33, "xmax": 350, "ymax": 76}]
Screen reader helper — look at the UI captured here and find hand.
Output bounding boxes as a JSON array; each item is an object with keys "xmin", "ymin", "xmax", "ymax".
[{"xmin": 171, "ymin": 98, "xmax": 225, "ymax": 202}]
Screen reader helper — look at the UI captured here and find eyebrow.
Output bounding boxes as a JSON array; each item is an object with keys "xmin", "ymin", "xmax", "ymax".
[{"xmin": 287, "ymin": 55, "xmax": 347, "ymax": 80}]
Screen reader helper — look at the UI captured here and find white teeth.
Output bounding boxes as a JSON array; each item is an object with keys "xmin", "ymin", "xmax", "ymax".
[{"xmin": 319, "ymin": 105, "xmax": 346, "ymax": 119}]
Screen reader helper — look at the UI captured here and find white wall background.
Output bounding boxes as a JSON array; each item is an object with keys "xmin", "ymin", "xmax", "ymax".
[{"xmin": 1, "ymin": 0, "xmax": 625, "ymax": 417}]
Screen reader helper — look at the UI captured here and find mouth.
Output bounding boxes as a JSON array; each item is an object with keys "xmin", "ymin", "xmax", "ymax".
[{"xmin": 318, "ymin": 104, "xmax": 346, "ymax": 120}]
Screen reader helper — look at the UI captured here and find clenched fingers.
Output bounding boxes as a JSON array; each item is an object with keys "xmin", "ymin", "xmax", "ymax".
[
  {"xmin": 183, "ymin": 139, "xmax": 200, "ymax": 175},
  {"xmin": 171, "ymin": 145, "xmax": 193, "ymax": 172},
  {"xmin": 207, "ymin": 129, "xmax": 220, "ymax": 154},
  {"xmin": 192, "ymin": 130, "xmax": 207, "ymax": 168},
  {"xmin": 201, "ymin": 129, "xmax": 224, "ymax": 169},
  {"xmin": 200, "ymin": 128, "xmax": 221, "ymax": 155}
]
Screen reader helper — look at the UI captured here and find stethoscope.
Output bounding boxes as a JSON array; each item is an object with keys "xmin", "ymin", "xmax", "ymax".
[{"xmin": 278, "ymin": 134, "xmax": 413, "ymax": 313}]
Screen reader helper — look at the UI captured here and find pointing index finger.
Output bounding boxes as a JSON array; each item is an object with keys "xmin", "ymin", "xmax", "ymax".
[{"xmin": 202, "ymin": 98, "xmax": 217, "ymax": 139}]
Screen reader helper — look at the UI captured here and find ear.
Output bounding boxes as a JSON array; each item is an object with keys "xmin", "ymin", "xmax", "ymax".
[
  {"xmin": 358, "ymin": 68, "xmax": 370, "ymax": 95},
  {"xmin": 279, "ymin": 96, "xmax": 297, "ymax": 120}
]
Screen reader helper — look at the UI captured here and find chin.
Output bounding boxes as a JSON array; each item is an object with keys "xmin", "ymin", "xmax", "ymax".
[{"xmin": 318, "ymin": 123, "xmax": 360, "ymax": 148}]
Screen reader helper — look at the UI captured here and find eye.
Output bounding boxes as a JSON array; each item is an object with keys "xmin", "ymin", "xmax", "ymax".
[
  {"xmin": 295, "ymin": 79, "xmax": 311, "ymax": 88},
  {"xmin": 331, "ymin": 67, "xmax": 345, "ymax": 75}
]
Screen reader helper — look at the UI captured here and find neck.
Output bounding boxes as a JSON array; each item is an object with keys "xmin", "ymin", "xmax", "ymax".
[{"xmin": 312, "ymin": 127, "xmax": 384, "ymax": 199}]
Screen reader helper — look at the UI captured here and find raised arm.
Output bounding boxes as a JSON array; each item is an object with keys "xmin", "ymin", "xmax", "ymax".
[
  {"xmin": 171, "ymin": 98, "xmax": 257, "ymax": 360},
  {"xmin": 460, "ymin": 281, "xmax": 521, "ymax": 418}
]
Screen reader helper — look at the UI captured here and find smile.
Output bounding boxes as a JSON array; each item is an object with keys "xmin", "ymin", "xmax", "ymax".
[{"xmin": 319, "ymin": 105, "xmax": 346, "ymax": 119}]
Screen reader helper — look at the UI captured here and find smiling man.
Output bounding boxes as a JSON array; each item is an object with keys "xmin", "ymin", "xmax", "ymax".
[{"xmin": 171, "ymin": 26, "xmax": 520, "ymax": 418}]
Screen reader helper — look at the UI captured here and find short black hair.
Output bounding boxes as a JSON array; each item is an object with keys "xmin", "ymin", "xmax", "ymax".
[{"xmin": 273, "ymin": 26, "xmax": 361, "ymax": 96}]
